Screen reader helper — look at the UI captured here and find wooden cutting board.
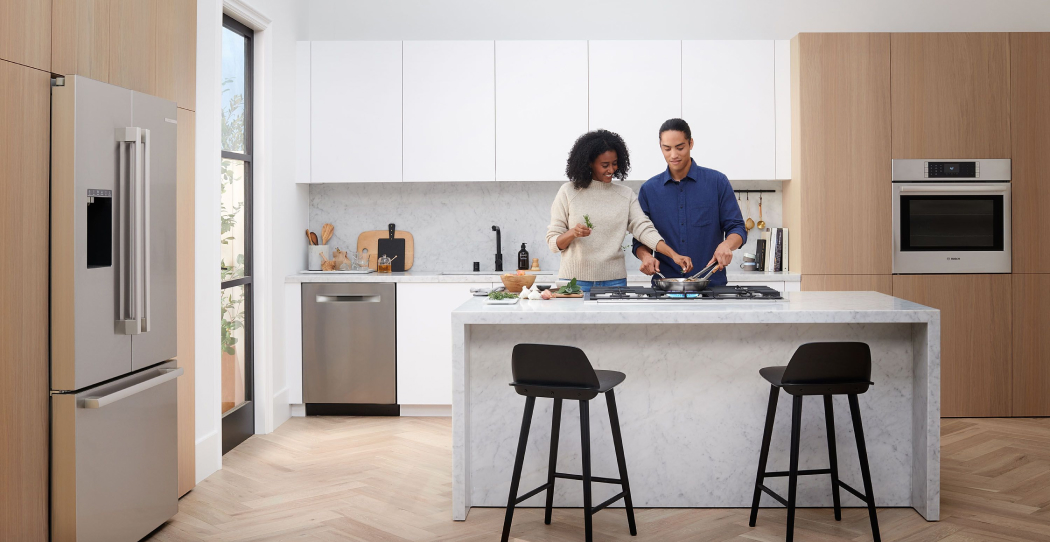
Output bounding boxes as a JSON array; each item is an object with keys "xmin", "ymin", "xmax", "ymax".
[{"xmin": 357, "ymin": 230, "xmax": 414, "ymax": 270}]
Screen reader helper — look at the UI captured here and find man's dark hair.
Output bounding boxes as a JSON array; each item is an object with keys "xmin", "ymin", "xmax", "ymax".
[
  {"xmin": 659, "ymin": 118, "xmax": 692, "ymax": 141},
  {"xmin": 565, "ymin": 129, "xmax": 631, "ymax": 189}
]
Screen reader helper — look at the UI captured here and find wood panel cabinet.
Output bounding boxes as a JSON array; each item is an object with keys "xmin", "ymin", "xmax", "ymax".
[
  {"xmin": 786, "ymin": 33, "xmax": 891, "ymax": 275},
  {"xmin": 403, "ymin": 41, "xmax": 495, "ymax": 182},
  {"xmin": 802, "ymin": 275, "xmax": 892, "ymax": 295},
  {"xmin": 892, "ymin": 274, "xmax": 1012, "ymax": 417},
  {"xmin": 682, "ymin": 40, "xmax": 775, "ymax": 180},
  {"xmin": 890, "ymin": 33, "xmax": 1010, "ymax": 159},
  {"xmin": 175, "ymin": 0, "xmax": 196, "ymax": 110},
  {"xmin": 589, "ymin": 41, "xmax": 681, "ymax": 180},
  {"xmin": 0, "ymin": 58, "xmax": 51, "ymax": 542},
  {"xmin": 0, "ymin": 0, "xmax": 51, "ymax": 71},
  {"xmin": 51, "ymin": 0, "xmax": 177, "ymax": 102},
  {"xmin": 1011, "ymin": 274, "xmax": 1050, "ymax": 416},
  {"xmin": 176, "ymin": 108, "xmax": 195, "ymax": 496},
  {"xmin": 1010, "ymin": 33, "xmax": 1050, "ymax": 274},
  {"xmin": 311, "ymin": 41, "xmax": 403, "ymax": 183},
  {"xmin": 495, "ymin": 40, "xmax": 588, "ymax": 181}
]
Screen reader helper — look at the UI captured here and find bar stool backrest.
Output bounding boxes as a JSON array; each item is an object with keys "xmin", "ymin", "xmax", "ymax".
[
  {"xmin": 512, "ymin": 344, "xmax": 600, "ymax": 389},
  {"xmin": 782, "ymin": 342, "xmax": 872, "ymax": 385}
]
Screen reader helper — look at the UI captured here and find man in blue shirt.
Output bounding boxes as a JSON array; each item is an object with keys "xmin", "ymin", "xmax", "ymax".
[{"xmin": 633, "ymin": 118, "xmax": 747, "ymax": 286}]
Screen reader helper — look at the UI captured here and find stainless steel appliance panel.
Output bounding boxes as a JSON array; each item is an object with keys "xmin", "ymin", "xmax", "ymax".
[
  {"xmin": 892, "ymin": 158, "xmax": 1012, "ymax": 181},
  {"xmin": 59, "ymin": 76, "xmax": 134, "ymax": 390},
  {"xmin": 302, "ymin": 283, "xmax": 397, "ymax": 404},
  {"xmin": 52, "ymin": 361, "xmax": 181, "ymax": 542},
  {"xmin": 129, "ymin": 90, "xmax": 178, "ymax": 370}
]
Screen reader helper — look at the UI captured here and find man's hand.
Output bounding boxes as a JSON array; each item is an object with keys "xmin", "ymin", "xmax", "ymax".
[
  {"xmin": 705, "ymin": 240, "xmax": 735, "ymax": 271},
  {"xmin": 639, "ymin": 252, "xmax": 661, "ymax": 275},
  {"xmin": 672, "ymin": 254, "xmax": 693, "ymax": 274}
]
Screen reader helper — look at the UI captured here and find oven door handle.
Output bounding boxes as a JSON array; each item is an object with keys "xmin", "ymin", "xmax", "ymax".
[{"xmin": 899, "ymin": 185, "xmax": 1008, "ymax": 193}]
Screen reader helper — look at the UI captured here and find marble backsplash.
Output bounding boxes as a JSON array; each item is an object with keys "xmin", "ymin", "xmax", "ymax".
[{"xmin": 308, "ymin": 180, "xmax": 784, "ymax": 273}]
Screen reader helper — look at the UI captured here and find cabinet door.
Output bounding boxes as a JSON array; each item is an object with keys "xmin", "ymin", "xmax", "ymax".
[
  {"xmin": 311, "ymin": 41, "xmax": 403, "ymax": 183},
  {"xmin": 890, "ymin": 33, "xmax": 1010, "ymax": 159},
  {"xmin": 0, "ymin": 0, "xmax": 51, "ymax": 72},
  {"xmin": 892, "ymin": 274, "xmax": 1012, "ymax": 417},
  {"xmin": 403, "ymin": 41, "xmax": 495, "ymax": 182},
  {"xmin": 1010, "ymin": 33, "xmax": 1050, "ymax": 273},
  {"xmin": 589, "ymin": 41, "xmax": 681, "ymax": 181},
  {"xmin": 175, "ymin": 108, "xmax": 195, "ymax": 497},
  {"xmin": 396, "ymin": 283, "xmax": 487, "ymax": 405},
  {"xmin": 1012, "ymin": 274, "xmax": 1050, "ymax": 416},
  {"xmin": 682, "ymin": 40, "xmax": 774, "ymax": 180},
  {"xmin": 802, "ymin": 275, "xmax": 892, "ymax": 295},
  {"xmin": 792, "ymin": 33, "xmax": 891, "ymax": 275},
  {"xmin": 495, "ymin": 41, "xmax": 588, "ymax": 181},
  {"xmin": 774, "ymin": 40, "xmax": 791, "ymax": 180}
]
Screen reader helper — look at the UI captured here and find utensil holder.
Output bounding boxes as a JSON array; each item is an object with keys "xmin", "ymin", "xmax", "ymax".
[{"xmin": 308, "ymin": 245, "xmax": 330, "ymax": 271}]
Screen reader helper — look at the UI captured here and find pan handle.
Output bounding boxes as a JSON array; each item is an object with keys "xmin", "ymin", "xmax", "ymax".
[{"xmin": 688, "ymin": 260, "xmax": 720, "ymax": 280}]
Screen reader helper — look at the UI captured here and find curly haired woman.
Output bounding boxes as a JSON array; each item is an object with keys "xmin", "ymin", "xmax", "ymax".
[{"xmin": 545, "ymin": 129, "xmax": 693, "ymax": 292}]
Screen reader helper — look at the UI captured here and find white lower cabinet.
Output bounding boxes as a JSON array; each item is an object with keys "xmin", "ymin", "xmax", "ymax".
[{"xmin": 395, "ymin": 283, "xmax": 489, "ymax": 408}]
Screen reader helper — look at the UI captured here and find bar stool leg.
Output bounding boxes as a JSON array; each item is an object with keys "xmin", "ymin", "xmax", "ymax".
[
  {"xmin": 501, "ymin": 396, "xmax": 536, "ymax": 542},
  {"xmin": 787, "ymin": 395, "xmax": 803, "ymax": 542},
  {"xmin": 823, "ymin": 395, "xmax": 842, "ymax": 521},
  {"xmin": 848, "ymin": 394, "xmax": 882, "ymax": 542},
  {"xmin": 544, "ymin": 398, "xmax": 563, "ymax": 525},
  {"xmin": 580, "ymin": 399, "xmax": 593, "ymax": 542},
  {"xmin": 749, "ymin": 385, "xmax": 780, "ymax": 527},
  {"xmin": 605, "ymin": 389, "xmax": 637, "ymax": 536}
]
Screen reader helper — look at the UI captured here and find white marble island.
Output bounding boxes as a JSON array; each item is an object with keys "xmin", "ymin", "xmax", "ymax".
[{"xmin": 451, "ymin": 291, "xmax": 940, "ymax": 521}]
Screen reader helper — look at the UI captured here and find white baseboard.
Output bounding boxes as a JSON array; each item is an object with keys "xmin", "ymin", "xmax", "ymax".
[
  {"xmin": 399, "ymin": 404, "xmax": 452, "ymax": 417},
  {"xmin": 273, "ymin": 387, "xmax": 291, "ymax": 429},
  {"xmin": 290, "ymin": 403, "xmax": 306, "ymax": 417},
  {"xmin": 195, "ymin": 429, "xmax": 221, "ymax": 483}
]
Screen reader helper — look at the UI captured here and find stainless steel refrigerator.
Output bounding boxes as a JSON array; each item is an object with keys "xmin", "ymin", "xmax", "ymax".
[{"xmin": 50, "ymin": 75, "xmax": 181, "ymax": 542}]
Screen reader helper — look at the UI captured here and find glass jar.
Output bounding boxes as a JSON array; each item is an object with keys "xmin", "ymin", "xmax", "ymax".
[{"xmin": 377, "ymin": 254, "xmax": 392, "ymax": 273}]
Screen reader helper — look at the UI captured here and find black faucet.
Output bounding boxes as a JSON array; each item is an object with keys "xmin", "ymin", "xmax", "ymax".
[{"xmin": 492, "ymin": 225, "xmax": 503, "ymax": 272}]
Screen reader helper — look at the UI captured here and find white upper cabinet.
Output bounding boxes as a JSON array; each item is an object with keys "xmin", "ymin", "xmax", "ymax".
[
  {"xmin": 495, "ymin": 41, "xmax": 588, "ymax": 181},
  {"xmin": 296, "ymin": 41, "xmax": 311, "ymax": 183},
  {"xmin": 774, "ymin": 40, "xmax": 792, "ymax": 180},
  {"xmin": 682, "ymin": 40, "xmax": 775, "ymax": 180},
  {"xmin": 589, "ymin": 41, "xmax": 682, "ymax": 181},
  {"xmin": 310, "ymin": 41, "xmax": 403, "ymax": 183},
  {"xmin": 403, "ymin": 41, "xmax": 496, "ymax": 182}
]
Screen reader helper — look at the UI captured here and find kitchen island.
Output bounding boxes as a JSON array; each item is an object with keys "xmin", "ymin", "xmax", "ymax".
[{"xmin": 451, "ymin": 291, "xmax": 940, "ymax": 521}]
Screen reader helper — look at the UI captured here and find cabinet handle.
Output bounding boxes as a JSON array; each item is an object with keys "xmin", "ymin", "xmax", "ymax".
[
  {"xmin": 315, "ymin": 295, "xmax": 381, "ymax": 303},
  {"xmin": 899, "ymin": 185, "xmax": 1008, "ymax": 193}
]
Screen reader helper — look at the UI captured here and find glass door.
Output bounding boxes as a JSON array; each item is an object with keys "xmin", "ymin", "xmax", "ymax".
[
  {"xmin": 899, "ymin": 194, "xmax": 1005, "ymax": 251},
  {"xmin": 220, "ymin": 14, "xmax": 255, "ymax": 454}
]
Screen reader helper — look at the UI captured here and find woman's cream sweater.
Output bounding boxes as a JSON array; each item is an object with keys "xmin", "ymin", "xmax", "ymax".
[{"xmin": 545, "ymin": 181, "xmax": 664, "ymax": 281}]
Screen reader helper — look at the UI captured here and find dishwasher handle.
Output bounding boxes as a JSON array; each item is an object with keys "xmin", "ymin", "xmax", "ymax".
[
  {"xmin": 315, "ymin": 294, "xmax": 382, "ymax": 303},
  {"xmin": 80, "ymin": 368, "xmax": 183, "ymax": 409}
]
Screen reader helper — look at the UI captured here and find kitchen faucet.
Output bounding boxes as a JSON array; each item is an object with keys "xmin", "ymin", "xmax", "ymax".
[{"xmin": 492, "ymin": 225, "xmax": 503, "ymax": 272}]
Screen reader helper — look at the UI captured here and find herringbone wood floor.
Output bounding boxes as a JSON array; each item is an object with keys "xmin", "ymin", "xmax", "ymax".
[{"xmin": 148, "ymin": 416, "xmax": 1050, "ymax": 541}]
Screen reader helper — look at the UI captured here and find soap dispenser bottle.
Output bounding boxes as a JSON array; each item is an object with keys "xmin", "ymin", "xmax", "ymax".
[{"xmin": 518, "ymin": 243, "xmax": 529, "ymax": 270}]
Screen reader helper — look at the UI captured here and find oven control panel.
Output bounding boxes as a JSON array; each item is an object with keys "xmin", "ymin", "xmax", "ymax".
[{"xmin": 927, "ymin": 161, "xmax": 977, "ymax": 178}]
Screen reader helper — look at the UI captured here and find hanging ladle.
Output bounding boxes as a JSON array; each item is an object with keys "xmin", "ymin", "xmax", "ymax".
[
  {"xmin": 756, "ymin": 193, "xmax": 766, "ymax": 230},
  {"xmin": 744, "ymin": 193, "xmax": 755, "ymax": 232}
]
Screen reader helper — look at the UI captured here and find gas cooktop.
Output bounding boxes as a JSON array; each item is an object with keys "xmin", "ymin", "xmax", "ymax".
[{"xmin": 585, "ymin": 285, "xmax": 783, "ymax": 302}]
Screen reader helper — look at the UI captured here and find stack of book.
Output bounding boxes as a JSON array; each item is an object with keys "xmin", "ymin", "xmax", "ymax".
[{"xmin": 754, "ymin": 228, "xmax": 789, "ymax": 272}]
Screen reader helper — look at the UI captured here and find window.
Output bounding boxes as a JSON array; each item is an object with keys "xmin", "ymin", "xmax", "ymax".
[{"xmin": 220, "ymin": 14, "xmax": 255, "ymax": 454}]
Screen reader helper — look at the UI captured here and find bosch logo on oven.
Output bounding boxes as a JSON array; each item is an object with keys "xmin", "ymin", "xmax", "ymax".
[{"xmin": 947, "ymin": 257, "xmax": 962, "ymax": 261}]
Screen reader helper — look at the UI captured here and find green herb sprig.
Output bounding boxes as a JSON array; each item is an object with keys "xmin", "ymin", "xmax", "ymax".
[
  {"xmin": 583, "ymin": 215, "xmax": 594, "ymax": 229},
  {"xmin": 488, "ymin": 290, "xmax": 519, "ymax": 300},
  {"xmin": 556, "ymin": 278, "xmax": 581, "ymax": 295}
]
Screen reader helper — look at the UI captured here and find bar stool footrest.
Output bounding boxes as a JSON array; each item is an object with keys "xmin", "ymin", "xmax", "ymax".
[
  {"xmin": 554, "ymin": 472, "xmax": 623, "ymax": 485},
  {"xmin": 591, "ymin": 492, "xmax": 625, "ymax": 514},
  {"xmin": 764, "ymin": 468, "xmax": 831, "ymax": 478},
  {"xmin": 513, "ymin": 482, "xmax": 552, "ymax": 505},
  {"xmin": 838, "ymin": 481, "xmax": 870, "ymax": 502},
  {"xmin": 758, "ymin": 484, "xmax": 790, "ymax": 507}
]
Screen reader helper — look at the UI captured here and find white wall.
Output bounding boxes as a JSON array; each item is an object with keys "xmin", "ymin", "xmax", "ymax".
[
  {"xmin": 195, "ymin": 0, "xmax": 306, "ymax": 483},
  {"xmin": 307, "ymin": 0, "xmax": 1050, "ymax": 40}
]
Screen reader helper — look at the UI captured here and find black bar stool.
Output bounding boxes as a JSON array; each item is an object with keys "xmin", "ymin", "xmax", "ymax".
[
  {"xmin": 748, "ymin": 342, "xmax": 881, "ymax": 542},
  {"xmin": 502, "ymin": 344, "xmax": 637, "ymax": 542}
]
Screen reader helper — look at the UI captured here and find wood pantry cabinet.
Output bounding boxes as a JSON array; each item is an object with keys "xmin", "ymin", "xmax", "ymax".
[
  {"xmin": 802, "ymin": 275, "xmax": 892, "ymax": 295},
  {"xmin": 890, "ymin": 33, "xmax": 1011, "ymax": 159},
  {"xmin": 1011, "ymin": 274, "xmax": 1050, "ymax": 416},
  {"xmin": 1010, "ymin": 33, "xmax": 1050, "ymax": 274},
  {"xmin": 892, "ymin": 275, "xmax": 1012, "ymax": 417},
  {"xmin": 784, "ymin": 33, "xmax": 891, "ymax": 275}
]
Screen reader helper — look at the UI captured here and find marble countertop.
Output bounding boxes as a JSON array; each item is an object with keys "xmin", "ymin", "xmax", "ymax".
[
  {"xmin": 451, "ymin": 291, "xmax": 938, "ymax": 325},
  {"xmin": 285, "ymin": 270, "xmax": 801, "ymax": 284}
]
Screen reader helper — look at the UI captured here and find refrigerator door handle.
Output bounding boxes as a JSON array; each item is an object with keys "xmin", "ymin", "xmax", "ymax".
[
  {"xmin": 80, "ymin": 367, "xmax": 183, "ymax": 409},
  {"xmin": 142, "ymin": 128, "xmax": 151, "ymax": 333},
  {"xmin": 114, "ymin": 128, "xmax": 143, "ymax": 335}
]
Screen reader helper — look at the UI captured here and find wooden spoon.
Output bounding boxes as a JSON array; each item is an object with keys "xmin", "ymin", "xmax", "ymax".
[
  {"xmin": 309, "ymin": 231, "xmax": 319, "ymax": 245},
  {"xmin": 756, "ymin": 194, "xmax": 766, "ymax": 230},
  {"xmin": 306, "ymin": 229, "xmax": 314, "ymax": 245},
  {"xmin": 321, "ymin": 223, "xmax": 334, "ymax": 245}
]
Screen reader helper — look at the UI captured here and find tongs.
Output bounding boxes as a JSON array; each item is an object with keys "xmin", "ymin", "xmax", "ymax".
[{"xmin": 687, "ymin": 261, "xmax": 721, "ymax": 281}]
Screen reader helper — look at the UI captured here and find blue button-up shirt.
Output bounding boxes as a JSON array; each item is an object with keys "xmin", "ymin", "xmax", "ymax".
[{"xmin": 632, "ymin": 160, "xmax": 747, "ymax": 285}]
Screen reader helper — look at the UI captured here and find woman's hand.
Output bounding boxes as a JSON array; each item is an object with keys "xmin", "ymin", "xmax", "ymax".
[
  {"xmin": 639, "ymin": 252, "xmax": 661, "ymax": 275},
  {"xmin": 571, "ymin": 223, "xmax": 592, "ymax": 238},
  {"xmin": 672, "ymin": 254, "xmax": 693, "ymax": 274}
]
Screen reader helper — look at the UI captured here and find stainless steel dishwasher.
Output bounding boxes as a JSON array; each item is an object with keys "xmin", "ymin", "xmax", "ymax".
[{"xmin": 302, "ymin": 283, "xmax": 397, "ymax": 414}]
